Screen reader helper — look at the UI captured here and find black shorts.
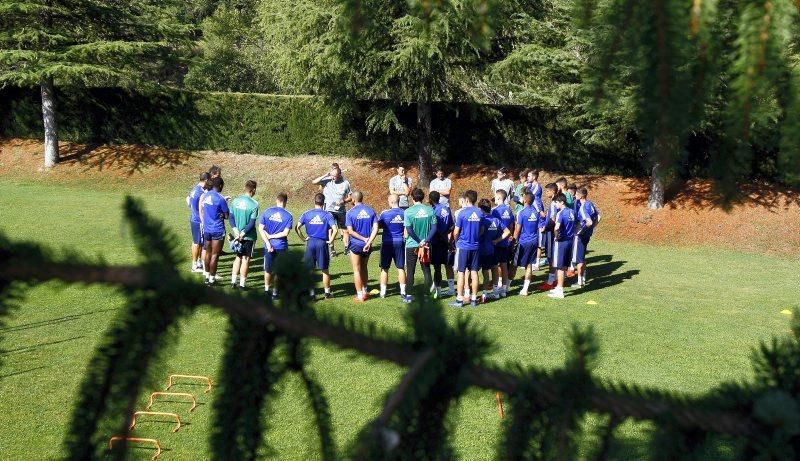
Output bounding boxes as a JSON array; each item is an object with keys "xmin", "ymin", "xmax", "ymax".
[
  {"xmin": 329, "ymin": 211, "xmax": 346, "ymax": 228},
  {"xmin": 235, "ymin": 239, "xmax": 255, "ymax": 257}
]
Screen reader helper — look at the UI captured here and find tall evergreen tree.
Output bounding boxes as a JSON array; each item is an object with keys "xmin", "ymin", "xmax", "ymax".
[
  {"xmin": 0, "ymin": 0, "xmax": 189, "ymax": 169},
  {"xmin": 260, "ymin": 0, "xmax": 516, "ymax": 186}
]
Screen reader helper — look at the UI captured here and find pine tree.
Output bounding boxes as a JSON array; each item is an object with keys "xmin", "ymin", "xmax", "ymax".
[{"xmin": 0, "ymin": 0, "xmax": 189, "ymax": 169}]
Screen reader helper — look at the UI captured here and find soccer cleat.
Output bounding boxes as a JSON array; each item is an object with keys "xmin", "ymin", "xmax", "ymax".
[
  {"xmin": 570, "ymin": 282, "xmax": 584, "ymax": 288},
  {"xmin": 519, "ymin": 290, "xmax": 529, "ymax": 296},
  {"xmin": 362, "ymin": 293, "xmax": 369, "ymax": 301},
  {"xmin": 354, "ymin": 295, "xmax": 366, "ymax": 303},
  {"xmin": 444, "ymin": 288, "xmax": 456, "ymax": 297},
  {"xmin": 324, "ymin": 292, "xmax": 333, "ymax": 299},
  {"xmin": 329, "ymin": 249, "xmax": 336, "ymax": 258},
  {"xmin": 532, "ymin": 265, "xmax": 540, "ymax": 272},
  {"xmin": 499, "ymin": 290, "xmax": 507, "ymax": 298},
  {"xmin": 344, "ymin": 247, "xmax": 350, "ymax": 256},
  {"xmin": 470, "ymin": 300, "xmax": 478, "ymax": 308},
  {"xmin": 449, "ymin": 300, "xmax": 464, "ymax": 308},
  {"xmin": 537, "ymin": 282, "xmax": 554, "ymax": 291},
  {"xmin": 401, "ymin": 294, "xmax": 413, "ymax": 304},
  {"xmin": 191, "ymin": 266, "xmax": 204, "ymax": 273},
  {"xmin": 547, "ymin": 290, "xmax": 565, "ymax": 299}
]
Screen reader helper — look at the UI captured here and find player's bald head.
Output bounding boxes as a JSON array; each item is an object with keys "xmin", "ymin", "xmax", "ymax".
[
  {"xmin": 352, "ymin": 190, "xmax": 364, "ymax": 203},
  {"xmin": 388, "ymin": 193, "xmax": 399, "ymax": 207}
]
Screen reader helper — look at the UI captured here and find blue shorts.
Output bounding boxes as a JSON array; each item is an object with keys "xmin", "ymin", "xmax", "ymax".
[
  {"xmin": 544, "ymin": 231, "xmax": 554, "ymax": 260},
  {"xmin": 448, "ymin": 249, "xmax": 455, "ymax": 267},
  {"xmin": 514, "ymin": 241, "xmax": 539, "ymax": 267},
  {"xmin": 190, "ymin": 221, "xmax": 202, "ymax": 245},
  {"xmin": 479, "ymin": 253, "xmax": 497, "ymax": 271},
  {"xmin": 204, "ymin": 230, "xmax": 225, "ymax": 242},
  {"xmin": 553, "ymin": 239, "xmax": 572, "ymax": 269},
  {"xmin": 455, "ymin": 248, "xmax": 480, "ymax": 272},
  {"xmin": 430, "ymin": 238, "xmax": 449, "ymax": 265},
  {"xmin": 348, "ymin": 240, "xmax": 371, "ymax": 256},
  {"xmin": 494, "ymin": 245, "xmax": 512, "ymax": 265},
  {"xmin": 264, "ymin": 248, "xmax": 286, "ymax": 273},
  {"xmin": 305, "ymin": 238, "xmax": 330, "ymax": 270},
  {"xmin": 379, "ymin": 240, "xmax": 405, "ymax": 269},
  {"xmin": 571, "ymin": 234, "xmax": 590, "ymax": 264}
]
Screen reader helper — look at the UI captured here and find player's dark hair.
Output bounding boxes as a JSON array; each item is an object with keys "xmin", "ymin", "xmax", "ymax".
[
  {"xmin": 554, "ymin": 193, "xmax": 566, "ymax": 204},
  {"xmin": 518, "ymin": 169, "xmax": 527, "ymax": 179},
  {"xmin": 276, "ymin": 192, "xmax": 288, "ymax": 204},
  {"xmin": 397, "ymin": 164, "xmax": 405, "ymax": 170},
  {"xmin": 199, "ymin": 172, "xmax": 210, "ymax": 181},
  {"xmin": 545, "ymin": 182, "xmax": 558, "ymax": 192},
  {"xmin": 435, "ymin": 165, "xmax": 444, "ymax": 173},
  {"xmin": 531, "ymin": 169, "xmax": 539, "ymax": 180},
  {"xmin": 209, "ymin": 165, "xmax": 222, "ymax": 177},
  {"xmin": 478, "ymin": 198, "xmax": 492, "ymax": 213},
  {"xmin": 567, "ymin": 183, "xmax": 577, "ymax": 192},
  {"xmin": 464, "ymin": 189, "xmax": 478, "ymax": 205},
  {"xmin": 429, "ymin": 190, "xmax": 440, "ymax": 204},
  {"xmin": 524, "ymin": 192, "xmax": 534, "ymax": 205},
  {"xmin": 203, "ymin": 179, "xmax": 214, "ymax": 191},
  {"xmin": 555, "ymin": 177, "xmax": 567, "ymax": 186},
  {"xmin": 411, "ymin": 188, "xmax": 425, "ymax": 202},
  {"xmin": 244, "ymin": 180, "xmax": 257, "ymax": 193},
  {"xmin": 211, "ymin": 176, "xmax": 224, "ymax": 192},
  {"xmin": 314, "ymin": 193, "xmax": 325, "ymax": 206},
  {"xmin": 578, "ymin": 187, "xmax": 588, "ymax": 197},
  {"xmin": 496, "ymin": 189, "xmax": 507, "ymax": 201},
  {"xmin": 498, "ymin": 167, "xmax": 507, "ymax": 174}
]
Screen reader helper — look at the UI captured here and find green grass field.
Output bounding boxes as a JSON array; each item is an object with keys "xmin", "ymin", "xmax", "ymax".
[{"xmin": 1, "ymin": 180, "xmax": 798, "ymax": 460}]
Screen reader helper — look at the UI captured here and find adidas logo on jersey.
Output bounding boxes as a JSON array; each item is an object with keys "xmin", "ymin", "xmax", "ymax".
[
  {"xmin": 528, "ymin": 214, "xmax": 537, "ymax": 221},
  {"xmin": 440, "ymin": 209, "xmax": 448, "ymax": 218},
  {"xmin": 501, "ymin": 210, "xmax": 511, "ymax": 219},
  {"xmin": 309, "ymin": 215, "xmax": 324, "ymax": 225},
  {"xmin": 357, "ymin": 209, "xmax": 370, "ymax": 219},
  {"xmin": 269, "ymin": 212, "xmax": 284, "ymax": 222},
  {"xmin": 202, "ymin": 196, "xmax": 214, "ymax": 205},
  {"xmin": 390, "ymin": 215, "xmax": 404, "ymax": 224},
  {"xmin": 415, "ymin": 209, "xmax": 429, "ymax": 218},
  {"xmin": 488, "ymin": 221, "xmax": 498, "ymax": 230},
  {"xmin": 467, "ymin": 212, "xmax": 481, "ymax": 222},
  {"xmin": 235, "ymin": 201, "xmax": 249, "ymax": 210}
]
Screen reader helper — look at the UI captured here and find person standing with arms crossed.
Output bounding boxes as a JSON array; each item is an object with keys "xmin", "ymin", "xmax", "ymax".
[
  {"xmin": 312, "ymin": 163, "xmax": 352, "ymax": 257},
  {"xmin": 346, "ymin": 191, "xmax": 378, "ymax": 302},
  {"xmin": 228, "ymin": 180, "xmax": 259, "ymax": 290},
  {"xmin": 389, "ymin": 165, "xmax": 413, "ymax": 210},
  {"xmin": 491, "ymin": 168, "xmax": 514, "ymax": 204},
  {"xmin": 429, "ymin": 166, "xmax": 452, "ymax": 206},
  {"xmin": 258, "ymin": 192, "xmax": 293, "ymax": 299}
]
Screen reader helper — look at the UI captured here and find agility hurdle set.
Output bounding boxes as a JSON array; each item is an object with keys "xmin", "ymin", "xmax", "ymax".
[{"xmin": 108, "ymin": 374, "xmax": 212, "ymax": 461}]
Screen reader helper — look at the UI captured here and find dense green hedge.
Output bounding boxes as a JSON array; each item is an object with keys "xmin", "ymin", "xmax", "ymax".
[{"xmin": 0, "ymin": 87, "xmax": 363, "ymax": 156}]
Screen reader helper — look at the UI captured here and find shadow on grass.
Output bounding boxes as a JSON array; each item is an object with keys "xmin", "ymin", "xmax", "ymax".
[
  {"xmin": 0, "ymin": 365, "xmax": 48, "ymax": 379},
  {"xmin": 1, "ymin": 335, "xmax": 86, "ymax": 355},
  {"xmin": 58, "ymin": 142, "xmax": 199, "ymax": 176},
  {"xmin": 0, "ymin": 308, "xmax": 117, "ymax": 333}
]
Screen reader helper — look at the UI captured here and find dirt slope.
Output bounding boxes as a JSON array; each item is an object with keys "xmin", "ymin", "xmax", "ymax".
[{"xmin": 2, "ymin": 138, "xmax": 798, "ymax": 256}]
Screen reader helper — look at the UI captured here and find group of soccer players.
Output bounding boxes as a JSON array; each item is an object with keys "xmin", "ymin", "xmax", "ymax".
[{"xmin": 187, "ymin": 163, "xmax": 601, "ymax": 305}]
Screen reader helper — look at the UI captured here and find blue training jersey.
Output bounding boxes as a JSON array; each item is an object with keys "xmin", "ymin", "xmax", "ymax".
[
  {"xmin": 517, "ymin": 205, "xmax": 540, "ymax": 245},
  {"xmin": 491, "ymin": 204, "xmax": 514, "ymax": 248},
  {"xmin": 259, "ymin": 206, "xmax": 293, "ymax": 250},
  {"xmin": 480, "ymin": 215, "xmax": 504, "ymax": 255},
  {"xmin": 346, "ymin": 204, "xmax": 377, "ymax": 245},
  {"xmin": 201, "ymin": 190, "xmax": 229, "ymax": 234},
  {"xmin": 434, "ymin": 203, "xmax": 453, "ymax": 240},
  {"xmin": 530, "ymin": 182, "xmax": 542, "ymax": 201},
  {"xmin": 299, "ymin": 208, "xmax": 335, "ymax": 241},
  {"xmin": 379, "ymin": 208, "xmax": 406, "ymax": 243},
  {"xmin": 547, "ymin": 200, "xmax": 558, "ymax": 223},
  {"xmin": 578, "ymin": 200, "xmax": 599, "ymax": 238},
  {"xmin": 533, "ymin": 197, "xmax": 547, "ymax": 230},
  {"xmin": 188, "ymin": 184, "xmax": 203, "ymax": 223},
  {"xmin": 455, "ymin": 206, "xmax": 483, "ymax": 251},
  {"xmin": 555, "ymin": 207, "xmax": 576, "ymax": 241}
]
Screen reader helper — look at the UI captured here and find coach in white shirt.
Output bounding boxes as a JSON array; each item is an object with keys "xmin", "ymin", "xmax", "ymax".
[
  {"xmin": 491, "ymin": 167, "xmax": 514, "ymax": 204},
  {"xmin": 388, "ymin": 165, "xmax": 413, "ymax": 209},
  {"xmin": 429, "ymin": 166, "xmax": 452, "ymax": 206}
]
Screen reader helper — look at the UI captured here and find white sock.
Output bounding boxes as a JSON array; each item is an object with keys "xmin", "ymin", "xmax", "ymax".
[
  {"xmin": 522, "ymin": 280, "xmax": 530, "ymax": 292},
  {"xmin": 448, "ymin": 280, "xmax": 455, "ymax": 290},
  {"xmin": 470, "ymin": 293, "xmax": 477, "ymax": 301},
  {"xmin": 496, "ymin": 277, "xmax": 503, "ymax": 288},
  {"xmin": 309, "ymin": 289, "xmax": 315, "ymax": 296},
  {"xmin": 464, "ymin": 289, "xmax": 470, "ymax": 298},
  {"xmin": 231, "ymin": 274, "xmax": 238, "ymax": 284},
  {"xmin": 399, "ymin": 284, "xmax": 406, "ymax": 296},
  {"xmin": 203, "ymin": 271, "xmax": 209, "ymax": 278},
  {"xmin": 265, "ymin": 285, "xmax": 270, "ymax": 293},
  {"xmin": 380, "ymin": 284, "xmax": 387, "ymax": 296},
  {"xmin": 240, "ymin": 275, "xmax": 246, "ymax": 287},
  {"xmin": 324, "ymin": 287, "xmax": 331, "ymax": 294}
]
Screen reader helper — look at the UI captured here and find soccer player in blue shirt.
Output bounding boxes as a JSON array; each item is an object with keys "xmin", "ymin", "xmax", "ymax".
[
  {"xmin": 513, "ymin": 192, "xmax": 541, "ymax": 296},
  {"xmin": 346, "ymin": 191, "xmax": 378, "ymax": 302},
  {"xmin": 296, "ymin": 193, "xmax": 338, "ymax": 299},
  {"xmin": 258, "ymin": 192, "xmax": 293, "ymax": 298},
  {"xmin": 200, "ymin": 177, "xmax": 229, "ymax": 285},
  {"xmin": 549, "ymin": 194, "xmax": 576, "ymax": 299},
  {"xmin": 491, "ymin": 190, "xmax": 515, "ymax": 297},
  {"xmin": 479, "ymin": 199, "xmax": 509, "ymax": 302},
  {"xmin": 186, "ymin": 172, "xmax": 209, "ymax": 273},
  {"xmin": 528, "ymin": 170, "xmax": 542, "ymax": 202},
  {"xmin": 378, "ymin": 194, "xmax": 409, "ymax": 300},
  {"xmin": 572, "ymin": 187, "xmax": 601, "ymax": 287},
  {"xmin": 539, "ymin": 182, "xmax": 559, "ymax": 290},
  {"xmin": 450, "ymin": 190, "xmax": 484, "ymax": 308},
  {"xmin": 430, "ymin": 190, "xmax": 455, "ymax": 298}
]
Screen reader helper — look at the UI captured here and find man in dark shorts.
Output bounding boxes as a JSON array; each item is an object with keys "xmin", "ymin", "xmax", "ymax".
[
  {"xmin": 429, "ymin": 190, "xmax": 454, "ymax": 299},
  {"xmin": 200, "ymin": 177, "xmax": 229, "ymax": 285},
  {"xmin": 491, "ymin": 190, "xmax": 515, "ymax": 297},
  {"xmin": 345, "ymin": 191, "xmax": 378, "ymax": 302},
  {"xmin": 549, "ymin": 194, "xmax": 576, "ymax": 299},
  {"xmin": 478, "ymin": 198, "xmax": 508, "ymax": 303},
  {"xmin": 296, "ymin": 193, "xmax": 338, "ymax": 299},
  {"xmin": 450, "ymin": 190, "xmax": 484, "ymax": 308},
  {"xmin": 513, "ymin": 192, "xmax": 541, "ymax": 296},
  {"xmin": 404, "ymin": 188, "xmax": 437, "ymax": 300},
  {"xmin": 228, "ymin": 180, "xmax": 259, "ymax": 289},
  {"xmin": 378, "ymin": 194, "xmax": 409, "ymax": 301},
  {"xmin": 572, "ymin": 187, "xmax": 601, "ymax": 288},
  {"xmin": 312, "ymin": 163, "xmax": 352, "ymax": 257},
  {"xmin": 258, "ymin": 192, "xmax": 293, "ymax": 298},
  {"xmin": 186, "ymin": 172, "xmax": 209, "ymax": 273}
]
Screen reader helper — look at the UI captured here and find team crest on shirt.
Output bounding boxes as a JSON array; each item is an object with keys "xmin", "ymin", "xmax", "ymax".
[
  {"xmin": 269, "ymin": 212, "xmax": 284, "ymax": 222},
  {"xmin": 415, "ymin": 209, "xmax": 429, "ymax": 218},
  {"xmin": 468, "ymin": 212, "xmax": 480, "ymax": 222},
  {"xmin": 390, "ymin": 215, "xmax": 404, "ymax": 224},
  {"xmin": 357, "ymin": 209, "xmax": 370, "ymax": 219},
  {"xmin": 309, "ymin": 215, "xmax": 324, "ymax": 225}
]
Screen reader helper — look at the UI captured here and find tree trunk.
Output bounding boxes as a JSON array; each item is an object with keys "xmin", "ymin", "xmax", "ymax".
[
  {"xmin": 647, "ymin": 162, "xmax": 664, "ymax": 209},
  {"xmin": 416, "ymin": 101, "xmax": 433, "ymax": 188},
  {"xmin": 41, "ymin": 78, "xmax": 58, "ymax": 169}
]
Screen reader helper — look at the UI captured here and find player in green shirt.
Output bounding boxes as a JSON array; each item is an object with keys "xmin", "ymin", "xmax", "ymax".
[
  {"xmin": 403, "ymin": 188, "xmax": 437, "ymax": 297},
  {"xmin": 229, "ymin": 180, "xmax": 260, "ymax": 289}
]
